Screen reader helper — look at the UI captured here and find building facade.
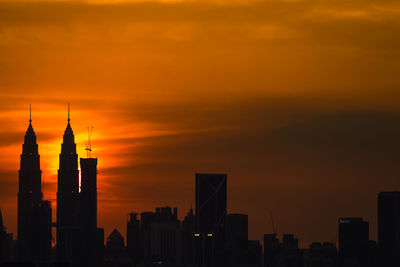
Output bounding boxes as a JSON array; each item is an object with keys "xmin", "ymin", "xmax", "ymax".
[{"xmin": 17, "ymin": 113, "xmax": 51, "ymax": 261}]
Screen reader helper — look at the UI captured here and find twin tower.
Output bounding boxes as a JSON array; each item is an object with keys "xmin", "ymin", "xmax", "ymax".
[{"xmin": 17, "ymin": 106, "xmax": 103, "ymax": 266}]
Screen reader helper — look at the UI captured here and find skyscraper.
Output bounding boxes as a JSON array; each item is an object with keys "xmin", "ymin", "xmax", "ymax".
[
  {"xmin": 225, "ymin": 214, "xmax": 248, "ymax": 265},
  {"xmin": 80, "ymin": 157, "xmax": 104, "ymax": 267},
  {"xmin": 195, "ymin": 173, "xmax": 227, "ymax": 234},
  {"xmin": 182, "ymin": 207, "xmax": 195, "ymax": 265},
  {"xmin": 195, "ymin": 173, "xmax": 227, "ymax": 267},
  {"xmin": 56, "ymin": 106, "xmax": 80, "ymax": 263},
  {"xmin": 338, "ymin": 217, "xmax": 369, "ymax": 266},
  {"xmin": 17, "ymin": 108, "xmax": 44, "ymax": 260},
  {"xmin": 127, "ymin": 212, "xmax": 142, "ymax": 265},
  {"xmin": 378, "ymin": 192, "xmax": 400, "ymax": 267},
  {"xmin": 80, "ymin": 158, "xmax": 98, "ymax": 231},
  {"xmin": 30, "ymin": 200, "xmax": 52, "ymax": 260},
  {"xmin": 150, "ymin": 207, "xmax": 181, "ymax": 265}
]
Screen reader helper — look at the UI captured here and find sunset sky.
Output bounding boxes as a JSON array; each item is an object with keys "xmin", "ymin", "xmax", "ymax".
[{"xmin": 1, "ymin": 0, "xmax": 400, "ymax": 246}]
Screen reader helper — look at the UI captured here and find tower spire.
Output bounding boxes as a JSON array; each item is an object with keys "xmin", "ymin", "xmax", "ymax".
[
  {"xmin": 29, "ymin": 104, "xmax": 32, "ymax": 123},
  {"xmin": 68, "ymin": 103, "xmax": 70, "ymax": 122}
]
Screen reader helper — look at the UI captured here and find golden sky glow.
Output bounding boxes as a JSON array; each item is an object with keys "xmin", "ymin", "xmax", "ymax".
[{"xmin": 1, "ymin": 0, "xmax": 400, "ymax": 246}]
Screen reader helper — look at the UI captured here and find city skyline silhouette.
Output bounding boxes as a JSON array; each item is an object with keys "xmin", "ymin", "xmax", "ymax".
[
  {"xmin": 1, "ymin": 0, "xmax": 400, "ymax": 266},
  {"xmin": 1, "ymin": 103, "xmax": 398, "ymax": 248},
  {"xmin": 0, "ymin": 105, "xmax": 399, "ymax": 267}
]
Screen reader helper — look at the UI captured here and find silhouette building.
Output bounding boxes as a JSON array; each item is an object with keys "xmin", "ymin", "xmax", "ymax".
[
  {"xmin": 0, "ymin": 209, "xmax": 14, "ymax": 262},
  {"xmin": 80, "ymin": 157, "xmax": 104, "ymax": 267},
  {"xmin": 264, "ymin": 234, "xmax": 280, "ymax": 267},
  {"xmin": 338, "ymin": 217, "xmax": 369, "ymax": 266},
  {"xmin": 378, "ymin": 192, "xmax": 400, "ymax": 267},
  {"xmin": 140, "ymin": 211, "xmax": 158, "ymax": 262},
  {"xmin": 80, "ymin": 158, "xmax": 98, "ymax": 231},
  {"xmin": 225, "ymin": 214, "xmax": 248, "ymax": 265},
  {"xmin": 127, "ymin": 213, "xmax": 142, "ymax": 265},
  {"xmin": 263, "ymin": 233, "xmax": 302, "ymax": 267},
  {"xmin": 105, "ymin": 229, "xmax": 128, "ymax": 266},
  {"xmin": 303, "ymin": 242, "xmax": 337, "ymax": 267},
  {"xmin": 56, "ymin": 107, "xmax": 104, "ymax": 267},
  {"xmin": 225, "ymin": 213, "xmax": 261, "ymax": 266},
  {"xmin": 246, "ymin": 240, "xmax": 262, "ymax": 267},
  {"xmin": 150, "ymin": 207, "xmax": 181, "ymax": 265},
  {"xmin": 127, "ymin": 207, "xmax": 181, "ymax": 266},
  {"xmin": 17, "ymin": 109, "xmax": 52, "ymax": 261},
  {"xmin": 195, "ymin": 173, "xmax": 227, "ymax": 267},
  {"xmin": 30, "ymin": 200, "xmax": 52, "ymax": 260},
  {"xmin": 56, "ymin": 110, "xmax": 81, "ymax": 264},
  {"xmin": 181, "ymin": 207, "xmax": 195, "ymax": 265}
]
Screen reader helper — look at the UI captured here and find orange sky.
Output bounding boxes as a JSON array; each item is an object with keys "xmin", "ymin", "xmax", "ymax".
[{"xmin": 1, "ymin": 0, "xmax": 400, "ymax": 247}]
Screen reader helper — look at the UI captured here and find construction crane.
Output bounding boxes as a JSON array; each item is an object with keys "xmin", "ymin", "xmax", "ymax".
[
  {"xmin": 269, "ymin": 211, "xmax": 278, "ymax": 236},
  {"xmin": 85, "ymin": 126, "xmax": 93, "ymax": 158}
]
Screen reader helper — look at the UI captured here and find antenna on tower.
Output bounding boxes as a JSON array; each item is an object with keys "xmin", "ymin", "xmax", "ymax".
[
  {"xmin": 29, "ymin": 104, "xmax": 32, "ymax": 123},
  {"xmin": 85, "ymin": 126, "xmax": 93, "ymax": 158},
  {"xmin": 68, "ymin": 103, "xmax": 70, "ymax": 122}
]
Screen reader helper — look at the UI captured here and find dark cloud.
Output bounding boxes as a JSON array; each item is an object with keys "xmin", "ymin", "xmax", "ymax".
[{"xmin": 271, "ymin": 110, "xmax": 400, "ymax": 152}]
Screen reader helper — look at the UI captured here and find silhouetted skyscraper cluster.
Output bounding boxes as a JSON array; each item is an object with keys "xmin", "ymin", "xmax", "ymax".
[
  {"xmin": 262, "ymin": 193, "xmax": 400, "ymax": 267},
  {"xmin": 56, "ymin": 109, "xmax": 104, "ymax": 267},
  {"xmin": 125, "ymin": 207, "xmax": 181, "ymax": 266},
  {"xmin": 2, "ymin": 107, "xmax": 400, "ymax": 267},
  {"xmin": 122, "ymin": 174, "xmax": 262, "ymax": 267},
  {"xmin": 0, "ymin": 106, "xmax": 104, "ymax": 267}
]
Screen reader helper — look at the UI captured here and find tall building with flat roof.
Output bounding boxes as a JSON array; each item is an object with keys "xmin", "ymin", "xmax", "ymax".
[
  {"xmin": 127, "ymin": 207, "xmax": 181, "ymax": 266},
  {"xmin": 195, "ymin": 173, "xmax": 227, "ymax": 233},
  {"xmin": 127, "ymin": 212, "xmax": 142, "ymax": 265},
  {"xmin": 80, "ymin": 158, "xmax": 98, "ymax": 230},
  {"xmin": 80, "ymin": 157, "xmax": 104, "ymax": 267},
  {"xmin": 225, "ymin": 214, "xmax": 248, "ymax": 250},
  {"xmin": 338, "ymin": 217, "xmax": 369, "ymax": 266},
  {"xmin": 225, "ymin": 214, "xmax": 248, "ymax": 265},
  {"xmin": 182, "ymin": 208, "xmax": 195, "ymax": 265},
  {"xmin": 195, "ymin": 173, "xmax": 227, "ymax": 267},
  {"xmin": 378, "ymin": 192, "xmax": 400, "ymax": 267}
]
